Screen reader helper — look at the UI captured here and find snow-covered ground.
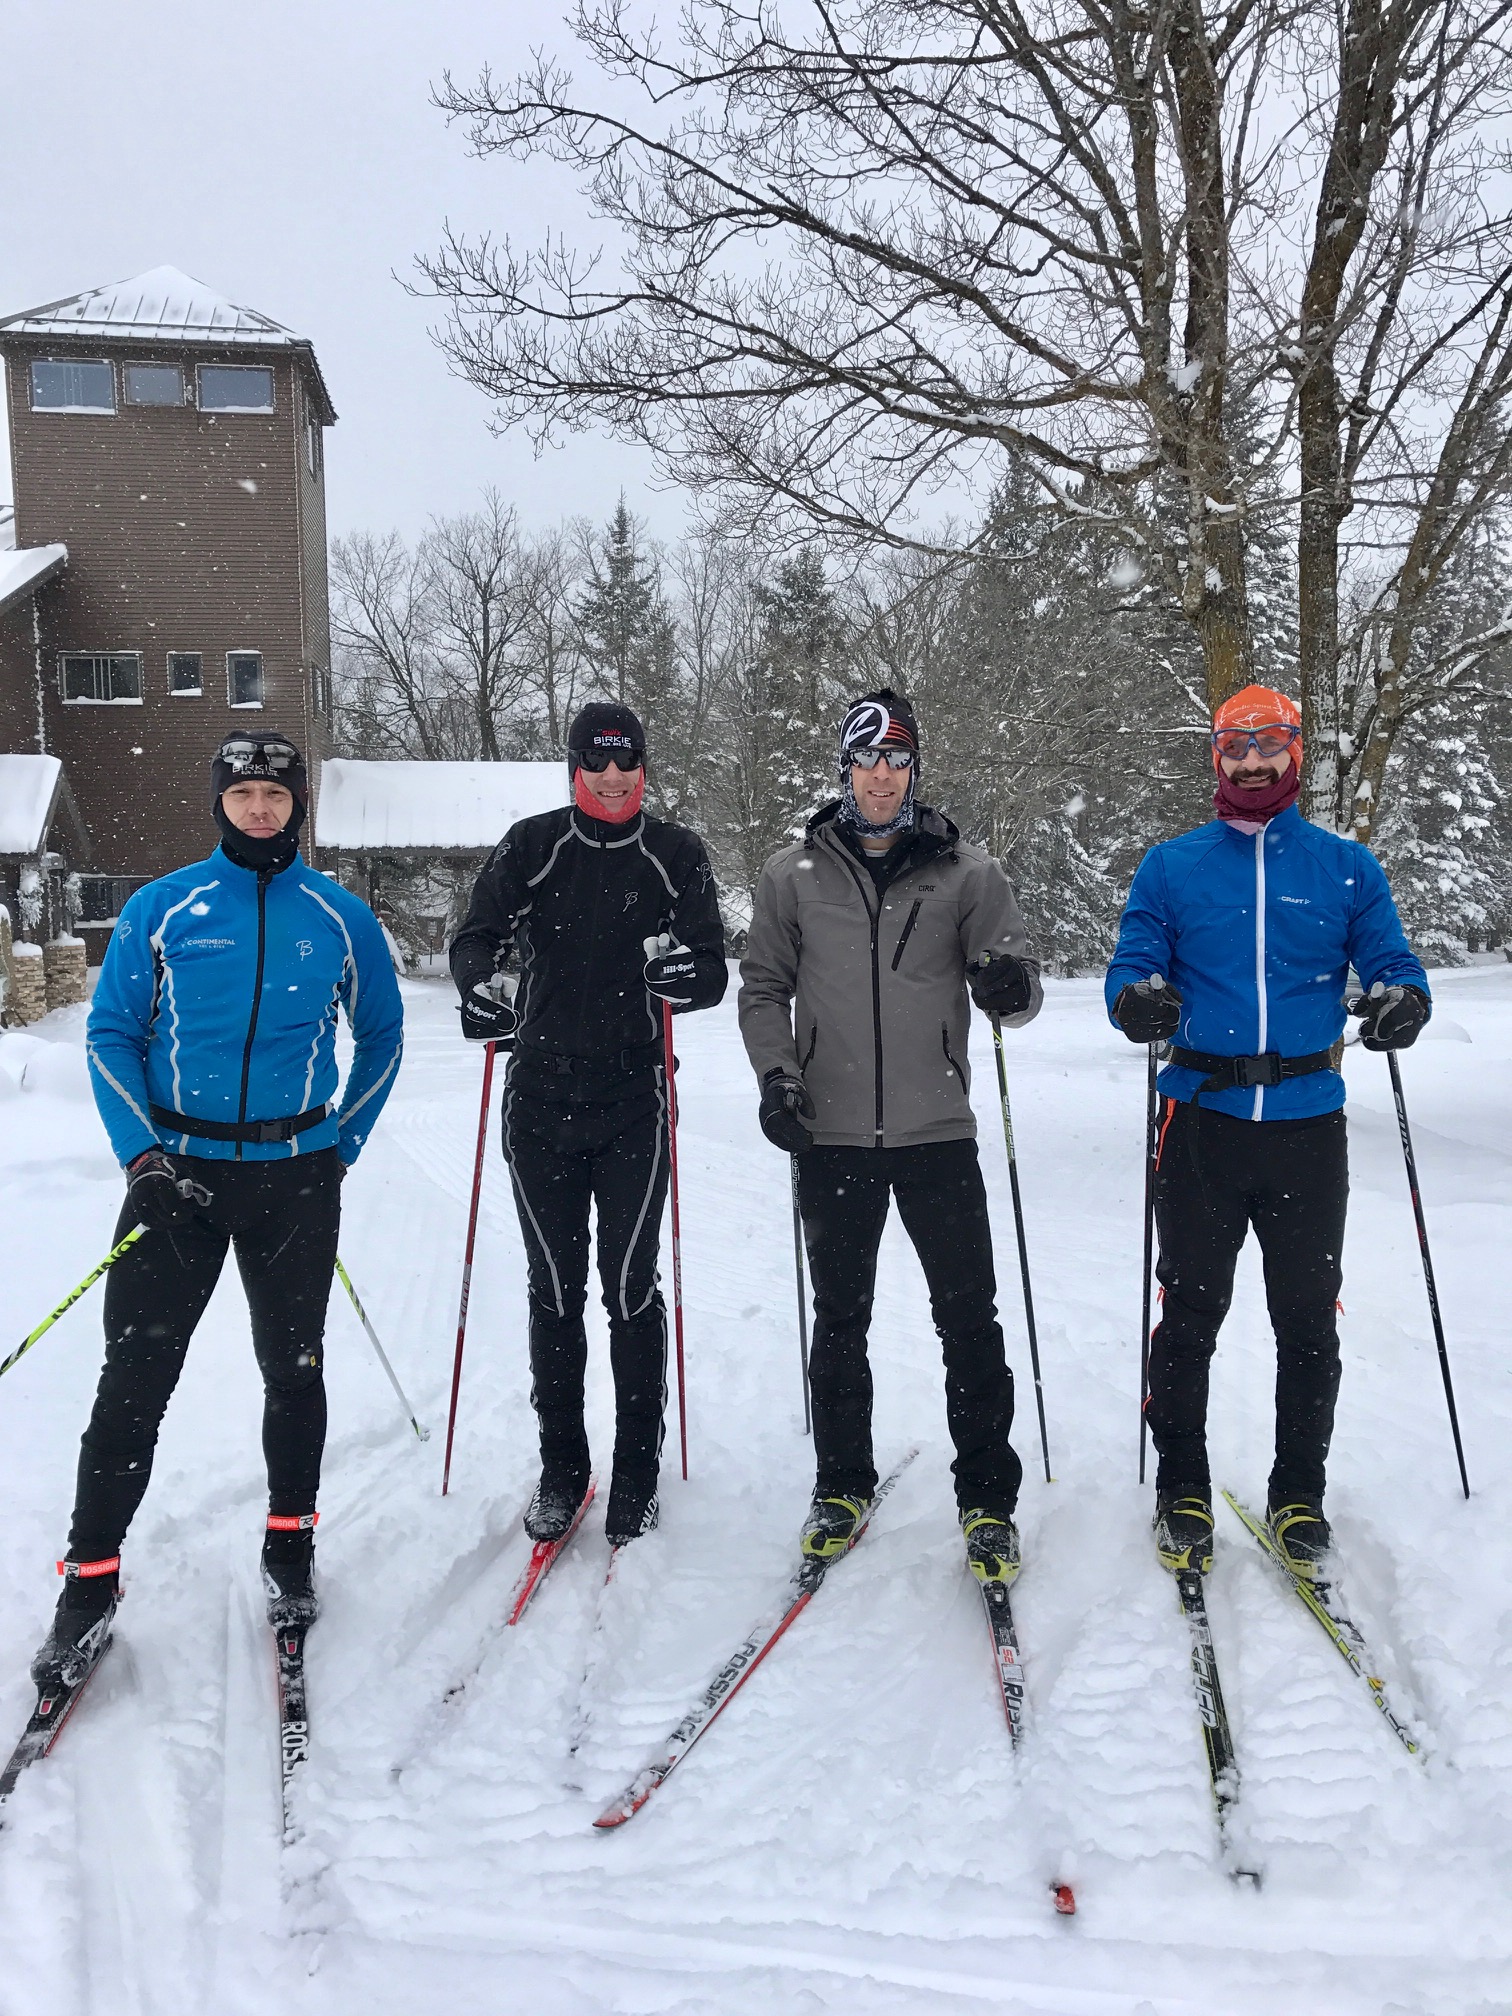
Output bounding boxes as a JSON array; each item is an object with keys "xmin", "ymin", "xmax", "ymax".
[{"xmin": 1, "ymin": 971, "xmax": 1510, "ymax": 2015}]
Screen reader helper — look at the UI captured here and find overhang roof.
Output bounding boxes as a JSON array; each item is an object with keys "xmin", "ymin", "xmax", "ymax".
[
  {"xmin": 0, "ymin": 543, "xmax": 67, "ymax": 620},
  {"xmin": 0, "ymin": 266, "xmax": 336, "ymax": 421},
  {"xmin": 0, "ymin": 753, "xmax": 63, "ymax": 855},
  {"xmin": 315, "ymin": 760, "xmax": 569, "ymax": 852}
]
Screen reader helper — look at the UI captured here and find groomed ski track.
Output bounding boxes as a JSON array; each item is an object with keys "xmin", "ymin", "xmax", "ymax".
[{"xmin": 2, "ymin": 972, "xmax": 1511, "ymax": 2013}]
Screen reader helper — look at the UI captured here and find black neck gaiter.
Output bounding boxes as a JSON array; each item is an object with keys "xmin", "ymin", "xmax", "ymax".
[{"xmin": 214, "ymin": 799, "xmax": 305, "ymax": 874}]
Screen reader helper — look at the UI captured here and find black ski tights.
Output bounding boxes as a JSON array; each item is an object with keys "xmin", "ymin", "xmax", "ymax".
[
  {"xmin": 1148, "ymin": 1100, "xmax": 1347, "ymax": 1504},
  {"xmin": 67, "ymin": 1152, "xmax": 340, "ymax": 1562}
]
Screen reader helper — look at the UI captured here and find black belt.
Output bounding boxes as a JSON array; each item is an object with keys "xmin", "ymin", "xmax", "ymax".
[
  {"xmin": 1167, "ymin": 1047, "xmax": 1334, "ymax": 1095},
  {"xmin": 150, "ymin": 1101, "xmax": 329, "ymax": 1145},
  {"xmin": 526, "ymin": 1042, "xmax": 662, "ymax": 1077}
]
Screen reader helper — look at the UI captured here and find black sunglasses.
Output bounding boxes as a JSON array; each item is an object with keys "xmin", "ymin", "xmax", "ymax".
[
  {"xmin": 217, "ymin": 734, "xmax": 300, "ymax": 774},
  {"xmin": 578, "ymin": 746, "xmax": 644, "ymax": 772}
]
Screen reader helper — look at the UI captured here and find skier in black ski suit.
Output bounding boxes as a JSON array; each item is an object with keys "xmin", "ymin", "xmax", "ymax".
[
  {"xmin": 738, "ymin": 690, "xmax": 1042, "ymax": 1586},
  {"xmin": 31, "ymin": 734, "xmax": 404, "ymax": 1694},
  {"xmin": 449, "ymin": 702, "xmax": 727, "ymax": 1546}
]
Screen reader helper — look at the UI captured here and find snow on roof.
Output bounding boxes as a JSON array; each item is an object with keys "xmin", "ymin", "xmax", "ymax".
[
  {"xmin": 0, "ymin": 543, "xmax": 67, "ymax": 619},
  {"xmin": 315, "ymin": 760, "xmax": 568, "ymax": 852},
  {"xmin": 0, "ymin": 754, "xmax": 62, "ymax": 854},
  {"xmin": 0, "ymin": 265, "xmax": 301, "ymax": 346}
]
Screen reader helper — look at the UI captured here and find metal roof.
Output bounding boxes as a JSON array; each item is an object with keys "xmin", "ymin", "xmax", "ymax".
[{"xmin": 315, "ymin": 760, "xmax": 569, "ymax": 851}]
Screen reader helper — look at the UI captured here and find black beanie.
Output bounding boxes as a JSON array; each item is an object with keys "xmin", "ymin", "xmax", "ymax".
[
  {"xmin": 567, "ymin": 701, "xmax": 646, "ymax": 774},
  {"xmin": 210, "ymin": 732, "xmax": 308, "ymax": 873},
  {"xmin": 837, "ymin": 689, "xmax": 920, "ymax": 777}
]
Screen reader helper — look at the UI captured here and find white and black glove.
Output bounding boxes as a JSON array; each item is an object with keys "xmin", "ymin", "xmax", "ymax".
[
  {"xmin": 1348, "ymin": 980, "xmax": 1431, "ymax": 1052},
  {"xmin": 1113, "ymin": 974, "xmax": 1183, "ymax": 1045},
  {"xmin": 126, "ymin": 1148, "xmax": 212, "ymax": 1229},
  {"xmin": 459, "ymin": 978, "xmax": 518, "ymax": 1046},
  {"xmin": 643, "ymin": 932, "xmax": 697, "ymax": 1007}
]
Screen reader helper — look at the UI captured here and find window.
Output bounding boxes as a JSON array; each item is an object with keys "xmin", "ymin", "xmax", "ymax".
[
  {"xmin": 306, "ymin": 417, "xmax": 322, "ymax": 477},
  {"xmin": 77, "ymin": 876, "xmax": 142, "ymax": 925},
  {"xmin": 168, "ymin": 651, "xmax": 203, "ymax": 695},
  {"xmin": 60, "ymin": 653, "xmax": 142, "ymax": 703},
  {"xmin": 228, "ymin": 651, "xmax": 264, "ymax": 707},
  {"xmin": 311, "ymin": 662, "xmax": 332, "ymax": 717},
  {"xmin": 125, "ymin": 363, "xmax": 185, "ymax": 407},
  {"xmin": 198, "ymin": 365, "xmax": 274, "ymax": 412},
  {"xmin": 30, "ymin": 359, "xmax": 115, "ymax": 413}
]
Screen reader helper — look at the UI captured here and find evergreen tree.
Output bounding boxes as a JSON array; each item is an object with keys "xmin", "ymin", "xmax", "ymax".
[{"xmin": 576, "ymin": 497, "xmax": 659, "ymax": 703}]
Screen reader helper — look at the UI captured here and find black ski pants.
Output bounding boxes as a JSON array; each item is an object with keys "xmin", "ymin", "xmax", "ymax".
[
  {"xmin": 1149, "ymin": 1099, "xmax": 1348, "ymax": 1505},
  {"xmin": 501, "ymin": 1064, "xmax": 670, "ymax": 1483},
  {"xmin": 797, "ymin": 1139, "xmax": 1022, "ymax": 1513},
  {"xmin": 68, "ymin": 1151, "xmax": 341, "ymax": 1562}
]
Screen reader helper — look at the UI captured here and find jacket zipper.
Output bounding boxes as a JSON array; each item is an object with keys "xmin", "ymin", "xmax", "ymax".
[
  {"xmin": 833, "ymin": 847, "xmax": 886, "ymax": 1142},
  {"xmin": 235, "ymin": 870, "xmax": 272, "ymax": 1162},
  {"xmin": 941, "ymin": 1023, "xmax": 966, "ymax": 1086},
  {"xmin": 801, "ymin": 1023, "xmax": 818, "ymax": 1072},
  {"xmin": 1252, "ymin": 829, "xmax": 1268, "ymax": 1123},
  {"xmin": 890, "ymin": 899, "xmax": 922, "ymax": 971}
]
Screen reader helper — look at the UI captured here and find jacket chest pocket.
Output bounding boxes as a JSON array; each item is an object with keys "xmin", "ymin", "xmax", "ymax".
[{"xmin": 882, "ymin": 890, "xmax": 953, "ymax": 971}]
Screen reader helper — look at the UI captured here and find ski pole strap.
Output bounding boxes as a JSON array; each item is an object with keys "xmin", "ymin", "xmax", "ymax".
[
  {"xmin": 266, "ymin": 1513, "xmax": 319, "ymax": 1532},
  {"xmin": 148, "ymin": 1102, "xmax": 328, "ymax": 1146},
  {"xmin": 1166, "ymin": 1046, "xmax": 1334, "ymax": 1094},
  {"xmin": 57, "ymin": 1556, "xmax": 120, "ymax": 1579}
]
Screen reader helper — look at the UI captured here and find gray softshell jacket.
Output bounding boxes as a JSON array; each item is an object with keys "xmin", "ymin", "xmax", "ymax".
[{"xmin": 738, "ymin": 803, "xmax": 1042, "ymax": 1148}]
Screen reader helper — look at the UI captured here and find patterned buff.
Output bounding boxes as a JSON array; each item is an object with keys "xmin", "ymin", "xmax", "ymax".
[
  {"xmin": 1211, "ymin": 683, "xmax": 1302, "ymax": 827},
  {"xmin": 837, "ymin": 690, "xmax": 920, "ymax": 837}
]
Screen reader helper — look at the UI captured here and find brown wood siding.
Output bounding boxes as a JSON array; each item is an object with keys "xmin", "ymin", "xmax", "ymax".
[{"xmin": 0, "ymin": 338, "xmax": 333, "ymax": 883}]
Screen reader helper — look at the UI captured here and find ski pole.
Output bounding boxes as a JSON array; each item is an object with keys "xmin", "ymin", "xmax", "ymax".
[
  {"xmin": 334, "ymin": 1256, "xmax": 429, "ymax": 1443},
  {"xmin": 442, "ymin": 1040, "xmax": 497, "ymax": 1495},
  {"xmin": 790, "ymin": 1155, "xmax": 812, "ymax": 1436},
  {"xmin": 1386, "ymin": 1048, "xmax": 1470, "ymax": 1498},
  {"xmin": 1, "ymin": 1223, "xmax": 147, "ymax": 1384},
  {"xmin": 661, "ymin": 998, "xmax": 689, "ymax": 1482},
  {"xmin": 1138, "ymin": 1029, "xmax": 1161, "ymax": 1487},
  {"xmin": 990, "ymin": 1013, "xmax": 1051, "ymax": 1482}
]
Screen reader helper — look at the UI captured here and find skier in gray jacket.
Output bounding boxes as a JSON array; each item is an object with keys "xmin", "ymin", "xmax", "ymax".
[{"xmin": 739, "ymin": 690, "xmax": 1041, "ymax": 1584}]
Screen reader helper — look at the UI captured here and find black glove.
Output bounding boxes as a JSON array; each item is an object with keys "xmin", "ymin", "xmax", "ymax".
[
  {"xmin": 459, "ymin": 981, "xmax": 518, "ymax": 1046},
  {"xmin": 759, "ymin": 1069, "xmax": 816, "ymax": 1154},
  {"xmin": 1349, "ymin": 982, "xmax": 1430, "ymax": 1052},
  {"xmin": 1113, "ymin": 977, "xmax": 1183, "ymax": 1045},
  {"xmin": 126, "ymin": 1148, "xmax": 209, "ymax": 1229},
  {"xmin": 643, "ymin": 932, "xmax": 698, "ymax": 1006},
  {"xmin": 967, "ymin": 950, "xmax": 1036, "ymax": 1018}
]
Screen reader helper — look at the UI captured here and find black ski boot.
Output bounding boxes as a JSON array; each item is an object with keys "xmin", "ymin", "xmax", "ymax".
[
  {"xmin": 524, "ymin": 1466, "xmax": 591, "ymax": 1543},
  {"xmin": 605, "ymin": 1468, "xmax": 659, "ymax": 1548},
  {"xmin": 800, "ymin": 1492, "xmax": 871, "ymax": 1561},
  {"xmin": 961, "ymin": 1507, "xmax": 1022, "ymax": 1586},
  {"xmin": 31, "ymin": 1561, "xmax": 120, "ymax": 1691},
  {"xmin": 1267, "ymin": 1496, "xmax": 1332, "ymax": 1580},
  {"xmin": 1153, "ymin": 1494, "xmax": 1215, "ymax": 1575},
  {"xmin": 262, "ymin": 1518, "xmax": 319, "ymax": 1629}
]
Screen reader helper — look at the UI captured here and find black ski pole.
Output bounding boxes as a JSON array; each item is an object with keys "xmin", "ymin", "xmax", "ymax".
[
  {"xmin": 1138, "ymin": 1035, "xmax": 1160, "ymax": 1487},
  {"xmin": 991, "ymin": 1012, "xmax": 1051, "ymax": 1482},
  {"xmin": 1387, "ymin": 1049, "xmax": 1470, "ymax": 1498},
  {"xmin": 790, "ymin": 1156, "xmax": 811, "ymax": 1436}
]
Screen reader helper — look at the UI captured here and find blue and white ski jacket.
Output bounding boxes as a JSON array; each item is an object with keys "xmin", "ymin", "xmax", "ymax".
[
  {"xmin": 1104, "ymin": 805, "xmax": 1428, "ymax": 1121},
  {"xmin": 87, "ymin": 846, "xmax": 404, "ymax": 1167}
]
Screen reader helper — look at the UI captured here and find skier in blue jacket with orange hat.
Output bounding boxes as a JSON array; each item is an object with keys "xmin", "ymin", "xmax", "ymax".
[
  {"xmin": 1106, "ymin": 685, "xmax": 1429, "ymax": 1580},
  {"xmin": 30, "ymin": 732, "xmax": 403, "ymax": 1695}
]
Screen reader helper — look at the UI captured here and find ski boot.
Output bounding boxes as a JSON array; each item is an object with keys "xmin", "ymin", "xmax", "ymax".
[
  {"xmin": 800, "ymin": 1493, "xmax": 871, "ymax": 1561},
  {"xmin": 1267, "ymin": 1497, "xmax": 1332, "ymax": 1581},
  {"xmin": 1153, "ymin": 1494, "xmax": 1215, "ymax": 1575},
  {"xmin": 961, "ymin": 1508, "xmax": 1021, "ymax": 1586},
  {"xmin": 605, "ymin": 1468, "xmax": 659, "ymax": 1548},
  {"xmin": 524, "ymin": 1466, "xmax": 591, "ymax": 1543},
  {"xmin": 262, "ymin": 1516, "xmax": 319, "ymax": 1629},
  {"xmin": 31, "ymin": 1559, "xmax": 120, "ymax": 1691}
]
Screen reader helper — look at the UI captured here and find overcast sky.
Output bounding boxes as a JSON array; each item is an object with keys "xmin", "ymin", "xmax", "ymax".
[{"xmin": 0, "ymin": 0, "xmax": 678, "ymax": 544}]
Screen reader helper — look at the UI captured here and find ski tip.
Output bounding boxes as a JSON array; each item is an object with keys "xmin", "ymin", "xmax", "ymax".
[
  {"xmin": 1051, "ymin": 1882, "xmax": 1077, "ymax": 1916},
  {"xmin": 592, "ymin": 1801, "xmax": 634, "ymax": 1831}
]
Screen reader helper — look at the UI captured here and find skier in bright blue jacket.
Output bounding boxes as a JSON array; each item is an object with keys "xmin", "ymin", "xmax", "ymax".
[
  {"xmin": 32, "ymin": 733, "xmax": 403, "ymax": 1696},
  {"xmin": 1105, "ymin": 685, "xmax": 1429, "ymax": 1582}
]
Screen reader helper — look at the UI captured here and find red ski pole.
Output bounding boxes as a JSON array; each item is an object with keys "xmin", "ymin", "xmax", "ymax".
[
  {"xmin": 442, "ymin": 1039, "xmax": 497, "ymax": 1496},
  {"xmin": 661, "ymin": 1000, "xmax": 689, "ymax": 1481}
]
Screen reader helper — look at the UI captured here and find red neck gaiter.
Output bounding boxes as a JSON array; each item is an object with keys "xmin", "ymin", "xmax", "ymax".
[
  {"xmin": 1213, "ymin": 765, "xmax": 1300, "ymax": 826},
  {"xmin": 574, "ymin": 769, "xmax": 645, "ymax": 825}
]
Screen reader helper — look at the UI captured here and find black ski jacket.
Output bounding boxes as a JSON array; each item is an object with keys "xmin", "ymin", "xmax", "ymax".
[{"xmin": 451, "ymin": 804, "xmax": 728, "ymax": 1063}]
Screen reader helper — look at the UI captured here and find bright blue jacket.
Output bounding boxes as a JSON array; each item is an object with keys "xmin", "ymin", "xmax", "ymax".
[
  {"xmin": 87, "ymin": 846, "xmax": 404, "ymax": 1167},
  {"xmin": 1104, "ymin": 806, "xmax": 1429, "ymax": 1121}
]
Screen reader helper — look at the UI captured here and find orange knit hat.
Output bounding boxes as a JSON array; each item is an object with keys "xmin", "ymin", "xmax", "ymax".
[{"xmin": 1211, "ymin": 684, "xmax": 1302, "ymax": 773}]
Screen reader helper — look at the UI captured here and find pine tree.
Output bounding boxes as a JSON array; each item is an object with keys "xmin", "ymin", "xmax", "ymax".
[{"xmin": 576, "ymin": 497, "xmax": 659, "ymax": 703}]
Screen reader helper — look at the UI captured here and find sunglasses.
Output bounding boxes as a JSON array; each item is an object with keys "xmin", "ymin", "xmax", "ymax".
[
  {"xmin": 847, "ymin": 746, "xmax": 915, "ymax": 771},
  {"xmin": 1211, "ymin": 725, "xmax": 1300, "ymax": 760},
  {"xmin": 217, "ymin": 734, "xmax": 300, "ymax": 774},
  {"xmin": 578, "ymin": 746, "xmax": 644, "ymax": 773}
]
